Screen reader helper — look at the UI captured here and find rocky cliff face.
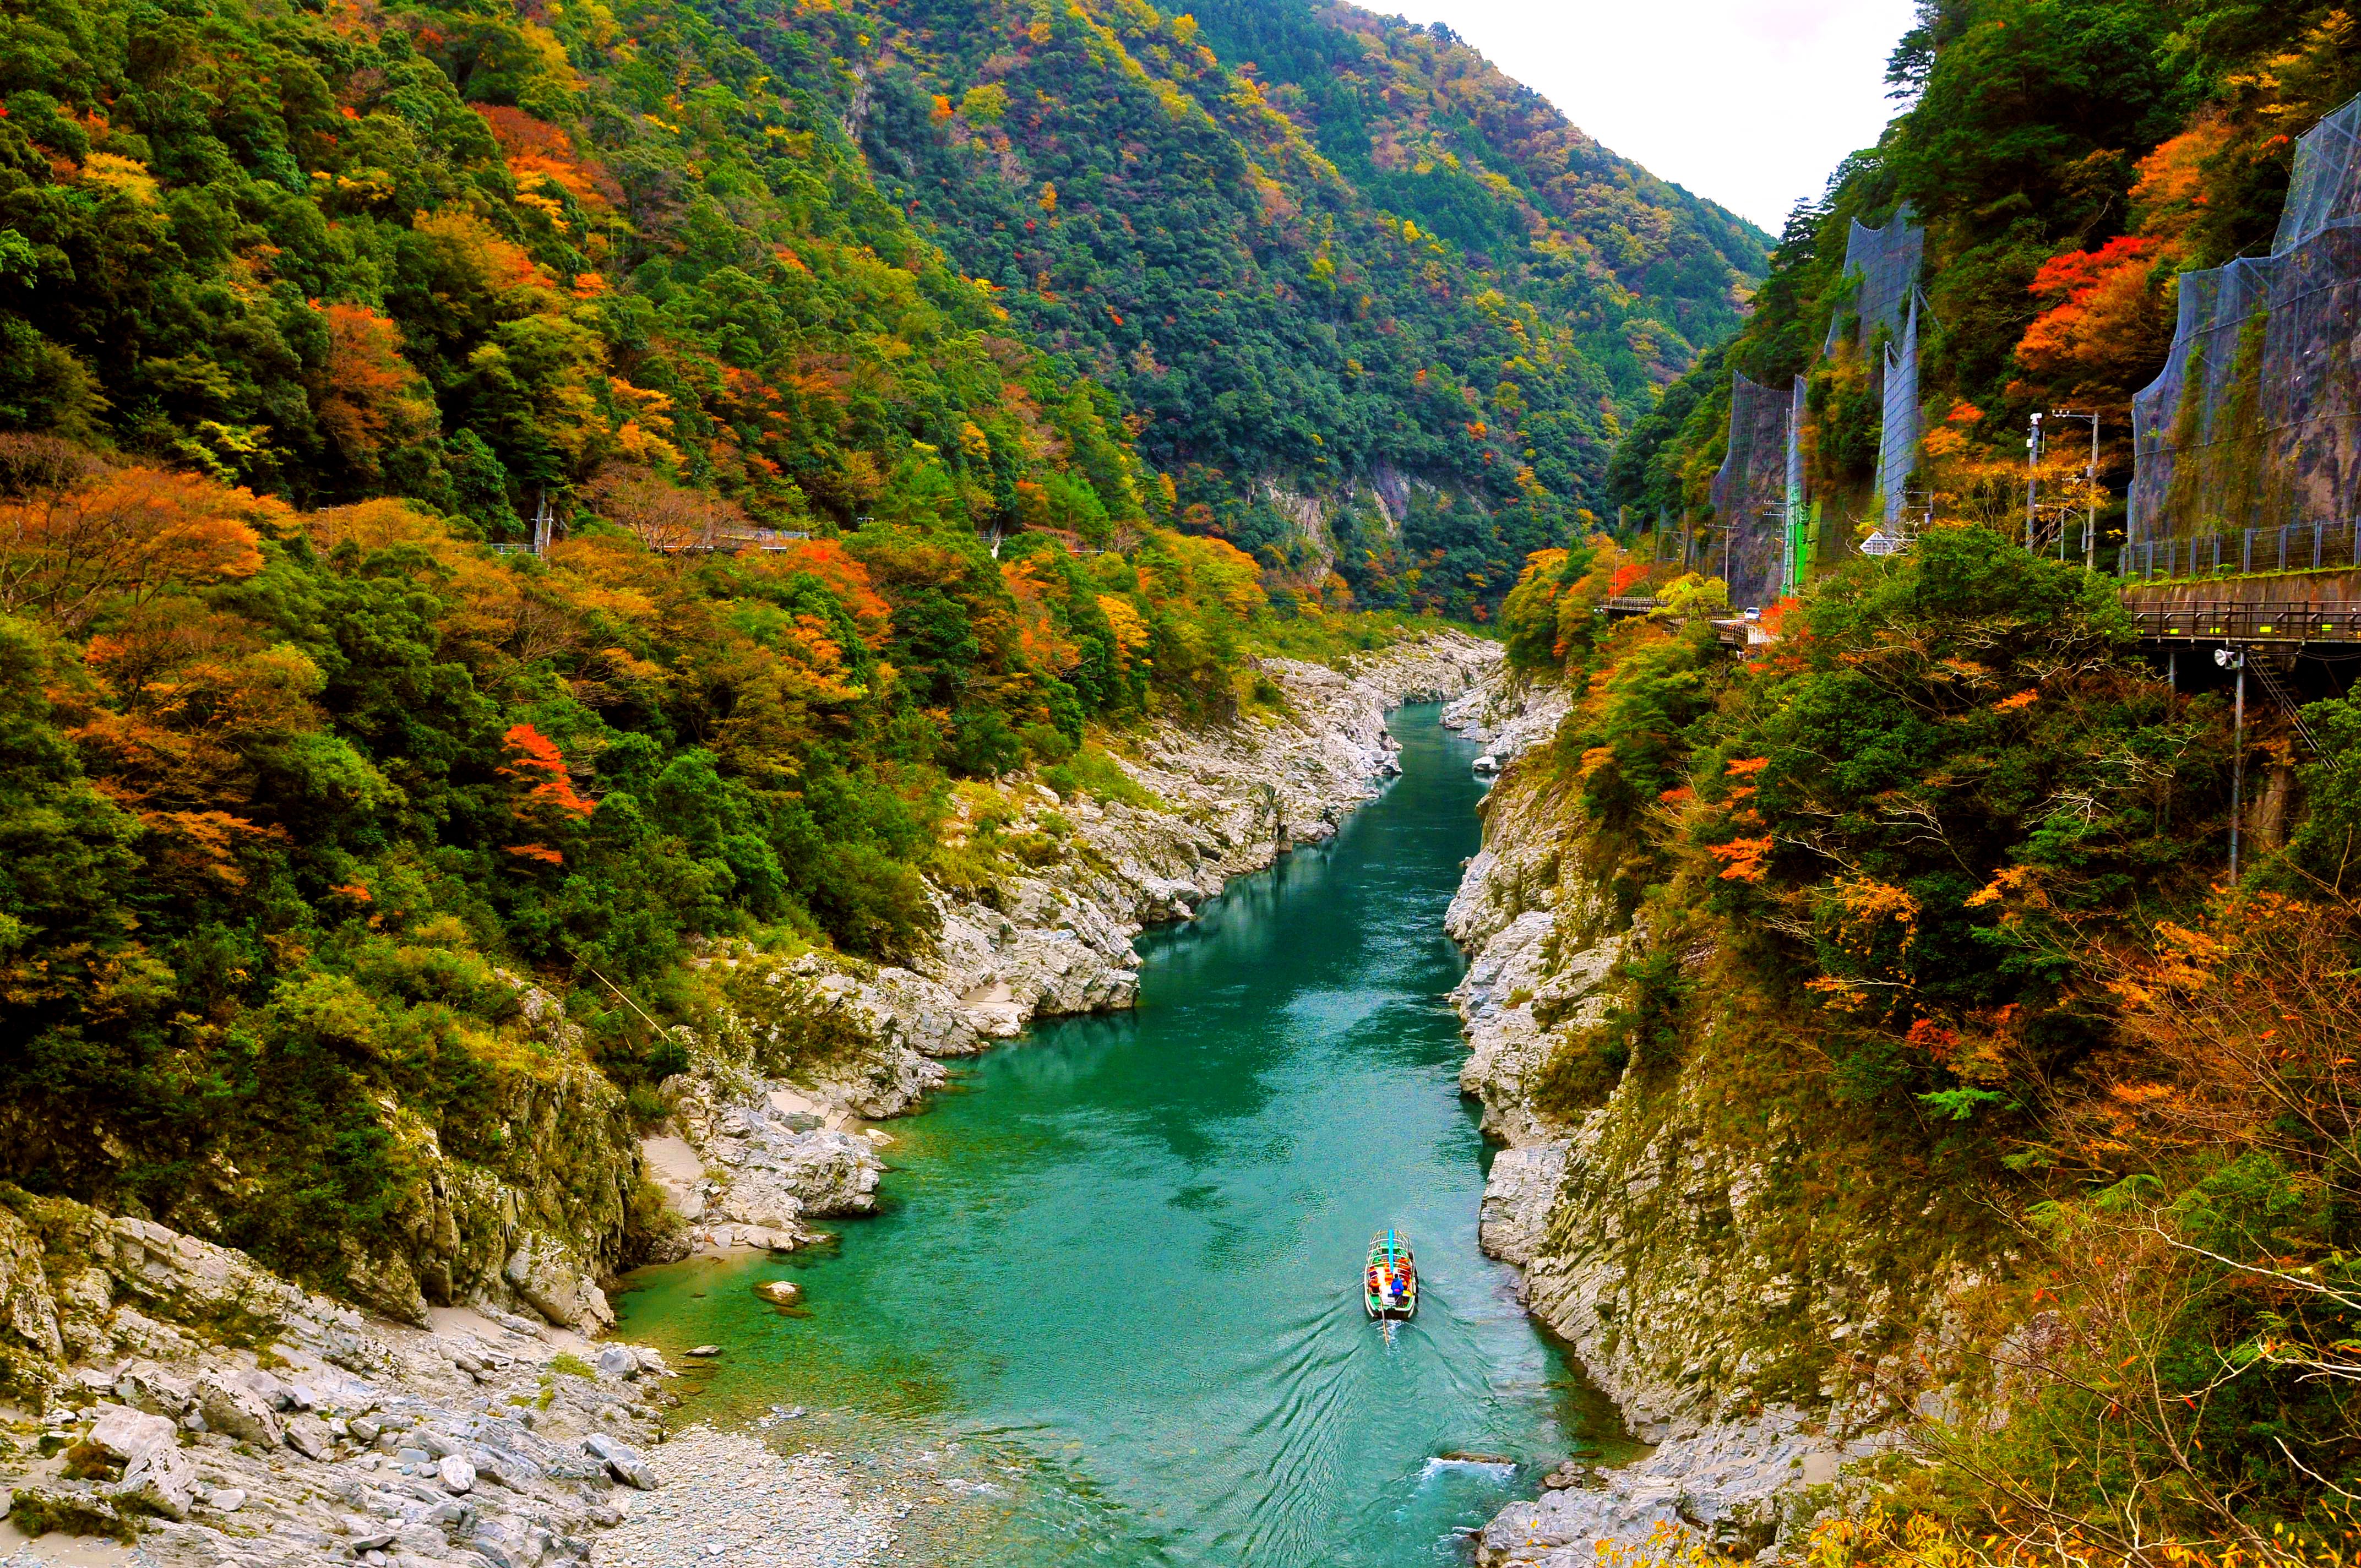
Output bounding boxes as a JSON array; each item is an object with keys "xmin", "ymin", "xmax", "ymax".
[
  {"xmin": 311, "ymin": 974, "xmax": 651, "ymax": 1339},
  {"xmin": 1444, "ymin": 669, "xmax": 1997, "ymax": 1562}
]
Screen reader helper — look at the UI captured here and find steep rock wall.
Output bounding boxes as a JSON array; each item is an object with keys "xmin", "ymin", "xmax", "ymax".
[{"xmin": 1446, "ymin": 670, "xmax": 2004, "ymax": 1561}]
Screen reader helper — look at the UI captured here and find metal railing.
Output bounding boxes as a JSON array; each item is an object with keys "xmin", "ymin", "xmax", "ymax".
[
  {"xmin": 2113, "ymin": 520, "xmax": 2361, "ymax": 582},
  {"xmin": 2125, "ymin": 600, "xmax": 2361, "ymax": 645}
]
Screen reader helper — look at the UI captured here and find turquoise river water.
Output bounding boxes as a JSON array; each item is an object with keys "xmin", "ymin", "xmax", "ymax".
[{"xmin": 614, "ymin": 706, "xmax": 1634, "ymax": 1566}]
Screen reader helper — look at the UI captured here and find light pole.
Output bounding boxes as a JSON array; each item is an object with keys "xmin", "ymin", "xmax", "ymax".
[
  {"xmin": 2049, "ymin": 409, "xmax": 2101, "ymax": 570},
  {"xmin": 2025, "ymin": 412, "xmax": 2043, "ymax": 550},
  {"xmin": 2217, "ymin": 646, "xmax": 2246, "ymax": 879}
]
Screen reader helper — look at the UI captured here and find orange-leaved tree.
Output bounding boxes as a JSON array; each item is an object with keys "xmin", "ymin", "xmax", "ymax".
[
  {"xmin": 499, "ymin": 722, "xmax": 596, "ymax": 865},
  {"xmin": 1910, "ymin": 890, "xmax": 2361, "ymax": 1554},
  {"xmin": 0, "ymin": 462, "xmax": 273, "ymax": 630}
]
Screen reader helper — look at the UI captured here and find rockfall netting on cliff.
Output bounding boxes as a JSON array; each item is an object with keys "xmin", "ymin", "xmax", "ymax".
[
  {"xmin": 1712, "ymin": 209, "xmax": 1920, "ymax": 590},
  {"xmin": 1824, "ymin": 206, "xmax": 1924, "ymax": 361},
  {"xmin": 1880, "ymin": 293, "xmax": 1923, "ymax": 527},
  {"xmin": 2131, "ymin": 95, "xmax": 2361, "ymax": 542},
  {"xmin": 1822, "ymin": 207, "xmax": 1926, "ymax": 526},
  {"xmin": 1712, "ymin": 373, "xmax": 1802, "ymax": 609}
]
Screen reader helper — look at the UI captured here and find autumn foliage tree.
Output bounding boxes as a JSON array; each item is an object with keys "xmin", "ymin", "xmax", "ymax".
[
  {"xmin": 1913, "ymin": 891, "xmax": 2361, "ymax": 1550},
  {"xmin": 583, "ymin": 467, "xmax": 750, "ymax": 551},
  {"xmin": 0, "ymin": 455, "xmax": 270, "ymax": 629}
]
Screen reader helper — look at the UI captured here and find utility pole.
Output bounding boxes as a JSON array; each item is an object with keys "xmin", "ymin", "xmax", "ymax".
[
  {"xmin": 2024, "ymin": 412, "xmax": 2043, "ymax": 551},
  {"xmin": 2218, "ymin": 647, "xmax": 2246, "ymax": 879},
  {"xmin": 2048, "ymin": 409, "xmax": 2101, "ymax": 570}
]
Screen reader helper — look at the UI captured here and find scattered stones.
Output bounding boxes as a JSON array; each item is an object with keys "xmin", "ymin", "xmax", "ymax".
[{"xmin": 0, "ymin": 1199, "xmax": 684, "ymax": 1567}]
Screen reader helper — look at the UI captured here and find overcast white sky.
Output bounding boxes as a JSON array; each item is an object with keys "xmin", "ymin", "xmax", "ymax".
[{"xmin": 1372, "ymin": 0, "xmax": 1923, "ymax": 232}]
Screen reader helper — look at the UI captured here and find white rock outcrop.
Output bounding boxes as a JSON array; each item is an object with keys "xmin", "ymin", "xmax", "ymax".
[
  {"xmin": 1444, "ymin": 664, "xmax": 1928, "ymax": 1562},
  {"xmin": 502, "ymin": 1228, "xmax": 616, "ymax": 1335},
  {"xmin": 0, "ymin": 1194, "xmax": 693, "ymax": 1567}
]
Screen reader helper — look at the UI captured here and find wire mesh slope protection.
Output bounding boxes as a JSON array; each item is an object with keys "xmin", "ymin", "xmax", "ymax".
[
  {"xmin": 1712, "ymin": 372, "xmax": 1798, "ymax": 610},
  {"xmin": 1822, "ymin": 207, "xmax": 1926, "ymax": 526},
  {"xmin": 1880, "ymin": 292, "xmax": 1923, "ymax": 526},
  {"xmin": 2131, "ymin": 94, "xmax": 2361, "ymax": 543},
  {"xmin": 1824, "ymin": 206, "xmax": 1924, "ymax": 362}
]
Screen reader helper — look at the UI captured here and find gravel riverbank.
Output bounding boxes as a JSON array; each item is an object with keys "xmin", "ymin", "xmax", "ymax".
[{"xmin": 590, "ymin": 1429, "xmax": 895, "ymax": 1568}]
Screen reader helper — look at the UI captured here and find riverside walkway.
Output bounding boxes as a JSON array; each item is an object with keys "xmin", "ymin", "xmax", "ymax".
[
  {"xmin": 2122, "ymin": 600, "xmax": 2361, "ymax": 648},
  {"xmin": 1601, "ymin": 592, "xmax": 2361, "ymax": 654}
]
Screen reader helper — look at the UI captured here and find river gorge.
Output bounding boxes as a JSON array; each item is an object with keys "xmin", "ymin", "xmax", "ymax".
[
  {"xmin": 0, "ymin": 640, "xmax": 1922, "ymax": 1568},
  {"xmin": 611, "ymin": 706, "xmax": 1636, "ymax": 1567}
]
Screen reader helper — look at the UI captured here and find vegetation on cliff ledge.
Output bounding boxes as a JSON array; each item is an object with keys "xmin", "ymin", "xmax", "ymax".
[{"xmin": 1501, "ymin": 529, "xmax": 2358, "ymax": 1550}]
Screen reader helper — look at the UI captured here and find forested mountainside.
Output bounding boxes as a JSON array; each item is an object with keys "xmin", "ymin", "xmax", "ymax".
[
  {"xmin": 0, "ymin": 0, "xmax": 1699, "ymax": 1306},
  {"xmin": 1183, "ymin": 0, "xmax": 1762, "ymax": 365},
  {"xmin": 0, "ymin": 0, "xmax": 1763, "ymax": 625},
  {"xmin": 1606, "ymin": 0, "xmax": 2360, "ymax": 536},
  {"xmin": 742, "ymin": 0, "xmax": 1764, "ymax": 605},
  {"xmin": 1442, "ymin": 0, "xmax": 2361, "ymax": 1555}
]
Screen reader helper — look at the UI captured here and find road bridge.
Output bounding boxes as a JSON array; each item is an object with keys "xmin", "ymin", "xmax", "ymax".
[{"xmin": 1595, "ymin": 596, "xmax": 1756, "ymax": 647}]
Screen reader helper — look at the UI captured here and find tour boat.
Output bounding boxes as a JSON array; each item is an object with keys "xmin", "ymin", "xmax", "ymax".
[{"xmin": 1365, "ymin": 1229, "xmax": 1417, "ymax": 1320}]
